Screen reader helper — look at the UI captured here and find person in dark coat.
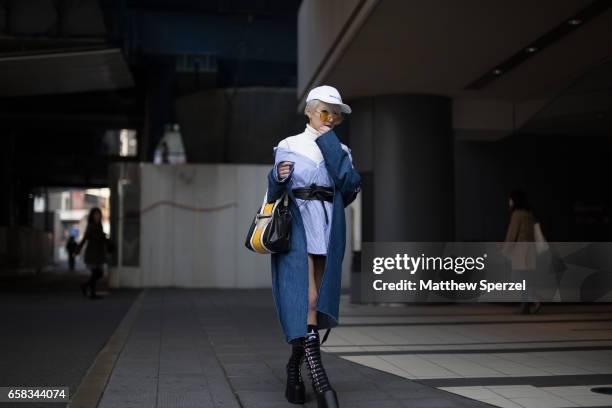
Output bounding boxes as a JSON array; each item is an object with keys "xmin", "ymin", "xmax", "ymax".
[
  {"xmin": 268, "ymin": 85, "xmax": 361, "ymax": 407},
  {"xmin": 65, "ymin": 236, "xmax": 78, "ymax": 271},
  {"xmin": 76, "ymin": 207, "xmax": 108, "ymax": 299}
]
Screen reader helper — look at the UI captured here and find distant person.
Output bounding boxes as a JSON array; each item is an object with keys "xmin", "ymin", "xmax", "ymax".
[
  {"xmin": 76, "ymin": 208, "xmax": 109, "ymax": 300},
  {"xmin": 502, "ymin": 189, "xmax": 541, "ymax": 314},
  {"xmin": 65, "ymin": 236, "xmax": 78, "ymax": 271}
]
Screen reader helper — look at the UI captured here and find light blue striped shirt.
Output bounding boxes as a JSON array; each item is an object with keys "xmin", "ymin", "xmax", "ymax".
[{"xmin": 273, "ymin": 125, "xmax": 353, "ymax": 255}]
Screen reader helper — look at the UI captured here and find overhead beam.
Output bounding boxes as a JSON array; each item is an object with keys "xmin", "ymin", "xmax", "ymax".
[{"xmin": 0, "ymin": 48, "xmax": 134, "ymax": 96}]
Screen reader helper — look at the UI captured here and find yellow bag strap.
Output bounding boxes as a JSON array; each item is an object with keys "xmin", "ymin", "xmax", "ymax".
[{"xmin": 261, "ymin": 189, "xmax": 288, "ymax": 211}]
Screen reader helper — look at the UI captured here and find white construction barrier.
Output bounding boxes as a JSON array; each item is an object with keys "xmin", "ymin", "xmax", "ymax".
[{"xmin": 111, "ymin": 164, "xmax": 354, "ymax": 288}]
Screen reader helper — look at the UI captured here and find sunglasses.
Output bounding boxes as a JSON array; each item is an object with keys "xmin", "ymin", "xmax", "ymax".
[{"xmin": 316, "ymin": 109, "xmax": 343, "ymax": 124}]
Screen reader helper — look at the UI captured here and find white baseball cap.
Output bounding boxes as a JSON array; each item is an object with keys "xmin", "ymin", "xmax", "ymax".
[{"xmin": 306, "ymin": 85, "xmax": 352, "ymax": 114}]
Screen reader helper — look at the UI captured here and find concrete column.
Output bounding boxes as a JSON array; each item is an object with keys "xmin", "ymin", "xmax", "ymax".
[{"xmin": 349, "ymin": 95, "xmax": 454, "ymax": 242}]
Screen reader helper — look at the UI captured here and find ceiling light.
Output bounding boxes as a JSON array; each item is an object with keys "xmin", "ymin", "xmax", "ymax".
[{"xmin": 465, "ymin": 2, "xmax": 611, "ymax": 91}]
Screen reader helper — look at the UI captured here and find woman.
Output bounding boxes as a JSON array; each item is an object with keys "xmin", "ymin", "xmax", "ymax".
[
  {"xmin": 76, "ymin": 207, "xmax": 109, "ymax": 300},
  {"xmin": 502, "ymin": 189, "xmax": 540, "ymax": 314},
  {"xmin": 267, "ymin": 85, "xmax": 361, "ymax": 407}
]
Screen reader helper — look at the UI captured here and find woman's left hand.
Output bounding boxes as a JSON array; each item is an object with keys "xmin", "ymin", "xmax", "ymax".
[{"xmin": 317, "ymin": 125, "xmax": 332, "ymax": 136}]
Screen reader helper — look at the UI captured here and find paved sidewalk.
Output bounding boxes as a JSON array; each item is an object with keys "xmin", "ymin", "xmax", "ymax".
[
  {"xmin": 327, "ymin": 300, "xmax": 612, "ymax": 408},
  {"xmin": 3, "ymin": 274, "xmax": 610, "ymax": 408},
  {"xmin": 94, "ymin": 289, "xmax": 496, "ymax": 408},
  {"xmin": 0, "ymin": 271, "xmax": 140, "ymax": 408}
]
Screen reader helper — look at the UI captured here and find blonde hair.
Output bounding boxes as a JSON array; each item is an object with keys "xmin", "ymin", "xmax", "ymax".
[
  {"xmin": 304, "ymin": 99, "xmax": 341, "ymax": 116},
  {"xmin": 304, "ymin": 99, "xmax": 320, "ymax": 114}
]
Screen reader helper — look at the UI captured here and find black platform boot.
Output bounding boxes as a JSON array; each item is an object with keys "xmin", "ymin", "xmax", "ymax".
[
  {"xmin": 285, "ymin": 342, "xmax": 306, "ymax": 404},
  {"xmin": 302, "ymin": 325, "xmax": 339, "ymax": 408}
]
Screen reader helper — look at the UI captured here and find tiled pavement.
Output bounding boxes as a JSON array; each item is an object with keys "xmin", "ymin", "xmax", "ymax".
[
  {"xmin": 323, "ymin": 300, "xmax": 612, "ymax": 408},
  {"xmin": 92, "ymin": 289, "xmax": 612, "ymax": 407},
  {"xmin": 91, "ymin": 289, "xmax": 499, "ymax": 408},
  {"xmin": 3, "ymin": 272, "xmax": 611, "ymax": 408},
  {"xmin": 0, "ymin": 271, "xmax": 140, "ymax": 408}
]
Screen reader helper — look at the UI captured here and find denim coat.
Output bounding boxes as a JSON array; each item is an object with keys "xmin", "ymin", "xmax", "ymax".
[{"xmin": 266, "ymin": 130, "xmax": 361, "ymax": 343}]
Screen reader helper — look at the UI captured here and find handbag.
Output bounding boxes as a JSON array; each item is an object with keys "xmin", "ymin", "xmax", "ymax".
[{"xmin": 245, "ymin": 190, "xmax": 292, "ymax": 254}]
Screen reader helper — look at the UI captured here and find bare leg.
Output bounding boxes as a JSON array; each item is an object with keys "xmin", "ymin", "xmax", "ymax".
[
  {"xmin": 303, "ymin": 254, "xmax": 338, "ymax": 406},
  {"xmin": 307, "ymin": 255, "xmax": 317, "ymax": 325},
  {"xmin": 313, "ymin": 255, "xmax": 325, "ymax": 290},
  {"xmin": 287, "ymin": 255, "xmax": 328, "ymax": 404},
  {"xmin": 307, "ymin": 254, "xmax": 327, "ymax": 326}
]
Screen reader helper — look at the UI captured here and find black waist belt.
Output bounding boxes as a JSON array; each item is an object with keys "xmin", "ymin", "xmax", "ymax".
[
  {"xmin": 292, "ymin": 185, "xmax": 334, "ymax": 202},
  {"xmin": 292, "ymin": 185, "xmax": 334, "ymax": 224}
]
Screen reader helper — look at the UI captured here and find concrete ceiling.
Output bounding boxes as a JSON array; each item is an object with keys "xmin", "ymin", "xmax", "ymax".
[
  {"xmin": 324, "ymin": 0, "xmax": 612, "ymax": 103},
  {"xmin": 522, "ymin": 57, "xmax": 612, "ymax": 135},
  {"xmin": 0, "ymin": 0, "xmax": 134, "ymax": 97},
  {"xmin": 0, "ymin": 48, "xmax": 134, "ymax": 97}
]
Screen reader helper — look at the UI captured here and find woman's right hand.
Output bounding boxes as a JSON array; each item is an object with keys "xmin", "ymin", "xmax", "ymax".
[{"xmin": 277, "ymin": 161, "xmax": 293, "ymax": 180}]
